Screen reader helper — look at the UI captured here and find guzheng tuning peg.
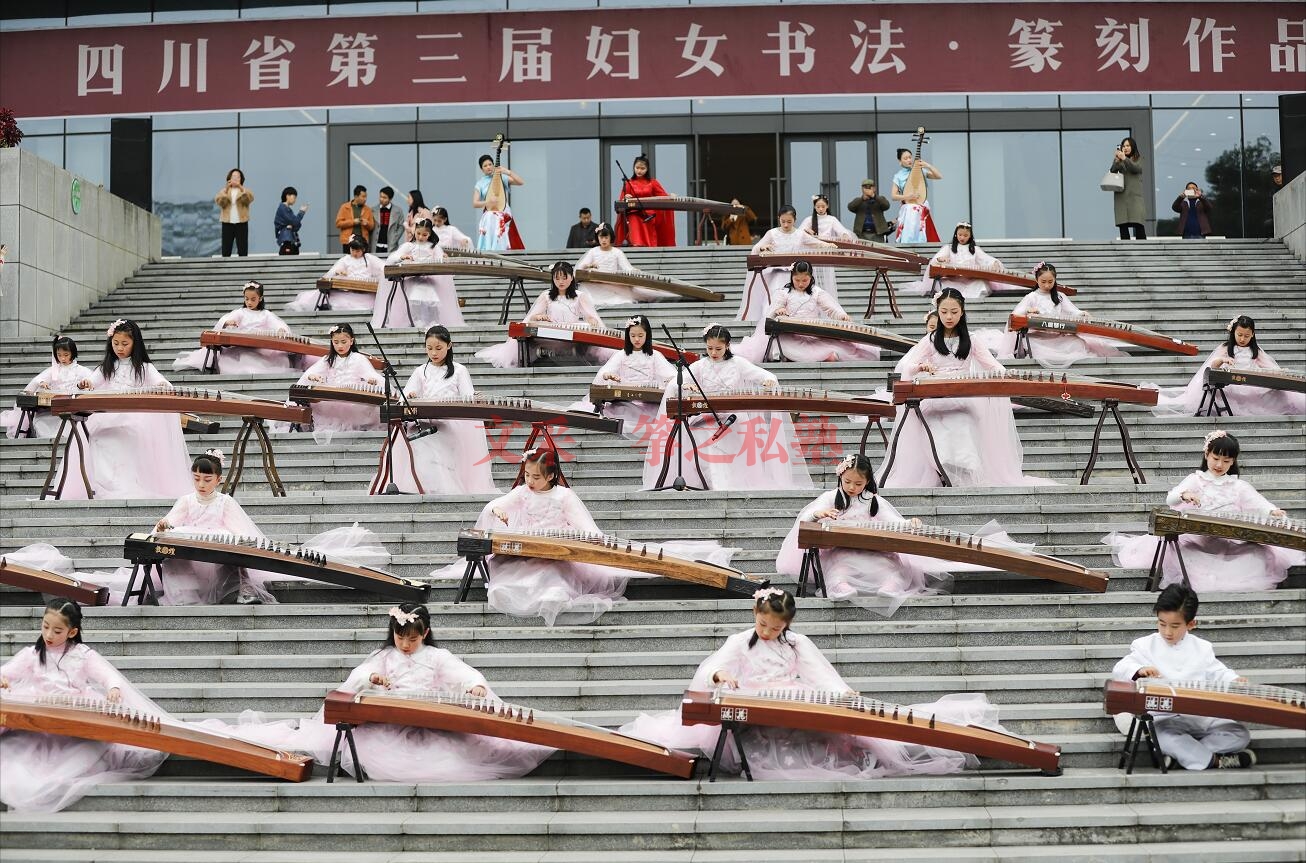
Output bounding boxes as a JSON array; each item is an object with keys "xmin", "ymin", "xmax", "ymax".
[
  {"xmin": 526, "ymin": 710, "xmax": 534, "ymax": 724},
  {"xmin": 906, "ymin": 709, "xmax": 913, "ymax": 725},
  {"xmin": 929, "ymin": 714, "xmax": 936, "ymax": 729},
  {"xmin": 892, "ymin": 706, "xmax": 899, "ymax": 720}
]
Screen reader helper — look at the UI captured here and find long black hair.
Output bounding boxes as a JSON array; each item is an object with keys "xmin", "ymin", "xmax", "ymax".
[
  {"xmin": 787, "ymin": 260, "xmax": 815, "ymax": 294},
  {"xmin": 834, "ymin": 454, "xmax": 879, "ymax": 517},
  {"xmin": 34, "ymin": 598, "xmax": 84, "ymax": 667},
  {"xmin": 381, "ymin": 603, "xmax": 437, "ymax": 649},
  {"xmin": 950, "ymin": 222, "xmax": 976, "ymax": 255},
  {"xmin": 326, "ymin": 323, "xmax": 357, "ymax": 367},
  {"xmin": 243, "ymin": 280, "xmax": 266, "ymax": 311},
  {"xmin": 424, "ymin": 325, "xmax": 456, "ymax": 379},
  {"xmin": 1224, "ymin": 315, "xmax": 1260, "ymax": 360},
  {"xmin": 1201, "ymin": 432, "xmax": 1241, "ymax": 475},
  {"xmin": 748, "ymin": 590, "xmax": 796, "ymax": 648},
  {"xmin": 99, "ymin": 319, "xmax": 152, "ymax": 383},
  {"xmin": 623, "ymin": 315, "xmax": 654, "ymax": 356},
  {"xmin": 51, "ymin": 334, "xmax": 78, "ymax": 363},
  {"xmin": 703, "ymin": 324, "xmax": 734, "ymax": 360},
  {"xmin": 548, "ymin": 261, "xmax": 578, "ymax": 301},
  {"xmin": 407, "ymin": 190, "xmax": 427, "ymax": 216},
  {"xmin": 930, "ymin": 288, "xmax": 972, "ymax": 360},
  {"xmin": 1032, "ymin": 262, "xmax": 1064, "ymax": 306}
]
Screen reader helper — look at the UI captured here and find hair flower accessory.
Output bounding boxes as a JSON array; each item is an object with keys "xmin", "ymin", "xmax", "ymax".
[
  {"xmin": 922, "ymin": 310, "xmax": 938, "ymax": 323},
  {"xmin": 836, "ymin": 453, "xmax": 858, "ymax": 475},
  {"xmin": 204, "ymin": 448, "xmax": 226, "ymax": 467},
  {"xmin": 328, "ymin": 324, "xmax": 347, "ymax": 335},
  {"xmin": 244, "ymin": 280, "xmax": 261, "ymax": 290},
  {"xmin": 388, "ymin": 606, "xmax": 419, "ymax": 626},
  {"xmin": 1203, "ymin": 429, "xmax": 1228, "ymax": 447},
  {"xmin": 1226, "ymin": 317, "xmax": 1239, "ymax": 333},
  {"xmin": 929, "ymin": 294, "xmax": 941, "ymax": 309},
  {"xmin": 701, "ymin": 323, "xmax": 718, "ymax": 337},
  {"xmin": 625, "ymin": 317, "xmax": 643, "ymax": 330},
  {"xmin": 106, "ymin": 319, "xmax": 127, "ymax": 337},
  {"xmin": 753, "ymin": 587, "xmax": 785, "ymax": 602},
  {"xmin": 955, "ymin": 220, "xmax": 972, "ymax": 229}
]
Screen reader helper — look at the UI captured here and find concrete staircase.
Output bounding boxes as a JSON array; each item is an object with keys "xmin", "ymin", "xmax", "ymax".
[{"xmin": 1, "ymin": 241, "xmax": 1304, "ymax": 862}]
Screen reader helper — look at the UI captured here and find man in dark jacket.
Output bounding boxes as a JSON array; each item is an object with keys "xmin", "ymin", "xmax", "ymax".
[{"xmin": 847, "ymin": 180, "xmax": 891, "ymax": 240}]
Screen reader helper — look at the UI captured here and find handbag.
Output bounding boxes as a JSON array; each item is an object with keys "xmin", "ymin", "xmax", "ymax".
[{"xmin": 1100, "ymin": 170, "xmax": 1124, "ymax": 193}]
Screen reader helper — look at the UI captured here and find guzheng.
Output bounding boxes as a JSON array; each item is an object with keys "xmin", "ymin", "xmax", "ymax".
[
  {"xmin": 323, "ymin": 689, "xmax": 699, "ymax": 778},
  {"xmin": 457, "ymin": 527, "xmax": 768, "ymax": 595},
  {"xmin": 667, "ymin": 386, "xmax": 896, "ymax": 420},
  {"xmin": 748, "ymin": 250, "xmax": 920, "ymax": 274},
  {"xmin": 383, "ymin": 260, "xmax": 552, "ymax": 282},
  {"xmin": 123, "ymin": 531, "xmax": 430, "ymax": 602},
  {"xmin": 829, "ymin": 238, "xmax": 930, "ymax": 266},
  {"xmin": 764, "ymin": 318, "xmax": 917, "ymax": 354},
  {"xmin": 798, "ymin": 520, "xmax": 1108, "ymax": 591},
  {"xmin": 288, "ymin": 383, "xmax": 394, "ymax": 407},
  {"xmin": 381, "ymin": 396, "xmax": 624, "ymax": 434},
  {"xmin": 614, "ymin": 195, "xmax": 744, "ymax": 217},
  {"xmin": 1009, "ymin": 314, "xmax": 1199, "ymax": 356},
  {"xmin": 507, "ymin": 321, "xmax": 698, "ymax": 364},
  {"xmin": 316, "ymin": 276, "xmax": 378, "ymax": 294},
  {"xmin": 0, "ymin": 557, "xmax": 109, "ymax": 606},
  {"xmin": 16, "ymin": 391, "xmax": 219, "ymax": 434},
  {"xmin": 1149, "ymin": 507, "xmax": 1306, "ymax": 553},
  {"xmin": 892, "ymin": 370, "xmax": 1159, "ymax": 406},
  {"xmin": 199, "ymin": 330, "xmax": 386, "ymax": 371},
  {"xmin": 0, "ymin": 694, "xmax": 313, "ymax": 781},
  {"xmin": 574, "ymin": 267, "xmax": 723, "ymax": 302},
  {"xmin": 1103, "ymin": 679, "xmax": 1306, "ymax": 731},
  {"xmin": 47, "ymin": 389, "xmax": 312, "ymax": 424},
  {"xmin": 681, "ymin": 688, "xmax": 1062, "ymax": 773},
  {"xmin": 929, "ymin": 264, "xmax": 1077, "ymax": 296},
  {"xmin": 1204, "ymin": 366, "xmax": 1306, "ymax": 394},
  {"xmin": 588, "ymin": 384, "xmax": 665, "ymax": 405}
]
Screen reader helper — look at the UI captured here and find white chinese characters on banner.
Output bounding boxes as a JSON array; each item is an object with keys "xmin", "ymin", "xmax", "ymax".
[
  {"xmin": 1009, "ymin": 18, "xmax": 1063, "ymax": 73},
  {"xmin": 586, "ymin": 27, "xmax": 640, "ymax": 80},
  {"xmin": 1184, "ymin": 18, "xmax": 1236, "ymax": 73},
  {"xmin": 500, "ymin": 28, "xmax": 553, "ymax": 83},
  {"xmin": 1270, "ymin": 18, "xmax": 1306, "ymax": 73},
  {"xmin": 327, "ymin": 33, "xmax": 378, "ymax": 88},
  {"xmin": 849, "ymin": 20, "xmax": 905, "ymax": 75},
  {"xmin": 243, "ymin": 36, "xmax": 295, "ymax": 91},
  {"xmin": 675, "ymin": 24, "xmax": 727, "ymax": 78},
  {"xmin": 413, "ymin": 33, "xmax": 467, "ymax": 84},
  {"xmin": 159, "ymin": 39, "xmax": 208, "ymax": 93},
  {"xmin": 1095, "ymin": 18, "xmax": 1150, "ymax": 73},
  {"xmin": 78, "ymin": 44, "xmax": 123, "ymax": 96},
  {"xmin": 764, "ymin": 21, "xmax": 815, "ymax": 77}
]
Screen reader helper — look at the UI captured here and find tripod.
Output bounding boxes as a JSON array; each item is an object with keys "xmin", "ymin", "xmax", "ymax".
[
  {"xmin": 652, "ymin": 325, "xmax": 731, "ymax": 492},
  {"xmin": 365, "ymin": 323, "xmax": 420, "ymax": 495}
]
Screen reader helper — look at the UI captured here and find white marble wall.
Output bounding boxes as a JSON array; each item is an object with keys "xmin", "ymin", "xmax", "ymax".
[
  {"xmin": 0, "ymin": 148, "xmax": 160, "ymax": 339},
  {"xmin": 1273, "ymin": 172, "xmax": 1305, "ymax": 263}
]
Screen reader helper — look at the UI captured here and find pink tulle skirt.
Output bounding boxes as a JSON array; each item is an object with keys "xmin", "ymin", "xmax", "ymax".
[
  {"xmin": 880, "ymin": 399, "xmax": 1053, "ymax": 489},
  {"xmin": 173, "ymin": 345, "xmax": 307, "ymax": 375},
  {"xmin": 1154, "ymin": 371, "xmax": 1306, "ymax": 417},
  {"xmin": 371, "ymin": 276, "xmax": 443, "ymax": 330},
  {"xmin": 370, "ymin": 420, "xmax": 499, "ymax": 495},
  {"xmin": 475, "ymin": 338, "xmax": 616, "ymax": 369},
  {"xmin": 736, "ymin": 269, "xmax": 785, "ymax": 321},
  {"xmin": 308, "ymin": 401, "xmax": 383, "ymax": 433},
  {"xmin": 979, "ymin": 328, "xmax": 1125, "ymax": 370},
  {"xmin": 904, "ymin": 275, "xmax": 994, "ymax": 300},
  {"xmin": 0, "ymin": 730, "xmax": 167, "ymax": 812},
  {"xmin": 1104, "ymin": 530, "xmax": 1302, "ymax": 592},
  {"xmin": 286, "ymin": 288, "xmax": 375, "ymax": 313},
  {"xmin": 735, "ymin": 319, "xmax": 880, "ymax": 364},
  {"xmin": 2, "ymin": 405, "xmax": 60, "ymax": 439},
  {"xmin": 639, "ymin": 412, "xmax": 814, "ymax": 491},
  {"xmin": 55, "ymin": 412, "xmax": 193, "ymax": 500}
]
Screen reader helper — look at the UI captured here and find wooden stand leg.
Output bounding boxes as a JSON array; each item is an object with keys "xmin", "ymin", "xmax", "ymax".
[
  {"xmin": 39, "ymin": 417, "xmax": 72, "ymax": 500},
  {"xmin": 249, "ymin": 418, "xmax": 288, "ymax": 497},
  {"xmin": 764, "ymin": 335, "xmax": 787, "ymax": 363},
  {"xmin": 316, "ymin": 289, "xmax": 331, "ymax": 311},
  {"xmin": 122, "ymin": 561, "xmax": 162, "ymax": 606},
  {"xmin": 1080, "ymin": 400, "xmax": 1145, "ymax": 485},
  {"xmin": 1120, "ymin": 713, "xmax": 1164, "ymax": 774},
  {"xmin": 498, "ymin": 276, "xmax": 530, "ymax": 325},
  {"xmin": 202, "ymin": 347, "xmax": 220, "ymax": 374},
  {"xmin": 797, "ymin": 548, "xmax": 827, "ymax": 598},
  {"xmin": 455, "ymin": 556, "xmax": 490, "ymax": 604},
  {"xmin": 1013, "ymin": 329, "xmax": 1031, "ymax": 359},
  {"xmin": 327, "ymin": 723, "xmax": 366, "ymax": 783},
  {"xmin": 706, "ymin": 722, "xmax": 753, "ymax": 782}
]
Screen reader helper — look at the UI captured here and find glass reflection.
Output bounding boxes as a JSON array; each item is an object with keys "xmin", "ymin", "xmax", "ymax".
[
  {"xmin": 971, "ymin": 131, "xmax": 1061, "ymax": 238},
  {"xmin": 509, "ymin": 139, "xmax": 600, "ymax": 249},
  {"xmin": 241, "ymin": 126, "xmax": 328, "ymax": 254},
  {"xmin": 1061, "ymin": 129, "xmax": 1129, "ymax": 242},
  {"xmin": 64, "ymin": 134, "xmax": 110, "ymax": 188},
  {"xmin": 418, "ymin": 140, "xmax": 500, "ymax": 246},
  {"xmin": 1152, "ymin": 109, "xmax": 1241, "ymax": 236},
  {"xmin": 152, "ymin": 128, "xmax": 237, "ymax": 257}
]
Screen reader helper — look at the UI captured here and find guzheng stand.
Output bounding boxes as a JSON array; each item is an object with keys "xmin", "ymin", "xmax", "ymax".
[
  {"xmin": 1118, "ymin": 712, "xmax": 1167, "ymax": 774},
  {"xmin": 1195, "ymin": 382, "xmax": 1233, "ymax": 417},
  {"xmin": 15, "ymin": 404, "xmax": 38, "ymax": 437},
  {"xmin": 862, "ymin": 267, "xmax": 902, "ymax": 319},
  {"xmin": 119, "ymin": 556, "xmax": 163, "ymax": 607},
  {"xmin": 378, "ymin": 273, "xmax": 416, "ymax": 328},
  {"xmin": 796, "ymin": 547, "xmax": 828, "ymax": 598},
  {"xmin": 1146, "ymin": 532, "xmax": 1192, "ymax": 592},
  {"xmin": 705, "ymin": 720, "xmax": 754, "ymax": 782},
  {"xmin": 653, "ymin": 325, "xmax": 712, "ymax": 492},
  {"xmin": 497, "ymin": 273, "xmax": 532, "ymax": 326},
  {"xmin": 327, "ymin": 723, "xmax": 368, "ymax": 783},
  {"xmin": 365, "ymin": 323, "xmax": 419, "ymax": 495},
  {"xmin": 877, "ymin": 400, "xmax": 953, "ymax": 488},
  {"xmin": 201, "ymin": 344, "xmax": 302, "ymax": 375},
  {"xmin": 1080, "ymin": 399, "xmax": 1147, "ymax": 485}
]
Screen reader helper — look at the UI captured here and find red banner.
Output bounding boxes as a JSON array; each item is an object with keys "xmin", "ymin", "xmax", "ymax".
[{"xmin": 2, "ymin": 3, "xmax": 1302, "ymax": 118}]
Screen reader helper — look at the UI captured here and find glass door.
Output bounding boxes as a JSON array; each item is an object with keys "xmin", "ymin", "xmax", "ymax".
[
  {"xmin": 603, "ymin": 138, "xmax": 694, "ymax": 246},
  {"xmin": 785, "ymin": 137, "xmax": 872, "ymax": 234}
]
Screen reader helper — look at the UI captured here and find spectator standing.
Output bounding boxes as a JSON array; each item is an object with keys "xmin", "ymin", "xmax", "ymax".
[
  {"xmin": 215, "ymin": 168, "xmax": 253, "ymax": 257},
  {"xmin": 274, "ymin": 187, "xmax": 308, "ymax": 255},
  {"xmin": 335, "ymin": 185, "xmax": 375, "ymax": 254}
]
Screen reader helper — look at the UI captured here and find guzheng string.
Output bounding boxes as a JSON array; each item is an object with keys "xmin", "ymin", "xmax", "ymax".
[
  {"xmin": 1166, "ymin": 507, "xmax": 1306, "ymax": 533},
  {"xmin": 1141, "ymin": 679, "xmax": 1306, "ymax": 706},
  {"xmin": 823, "ymin": 520, "xmax": 1081, "ymax": 568}
]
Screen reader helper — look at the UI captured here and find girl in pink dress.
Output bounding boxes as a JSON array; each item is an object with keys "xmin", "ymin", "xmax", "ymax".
[
  {"xmin": 286, "ymin": 236, "xmax": 384, "ymax": 312},
  {"xmin": 2, "ymin": 335, "xmax": 94, "ymax": 439},
  {"xmin": 373, "ymin": 218, "xmax": 457, "ymax": 329},
  {"xmin": 1154, "ymin": 315, "xmax": 1305, "ymax": 416},
  {"xmin": 371, "ymin": 326, "xmax": 498, "ymax": 495},
  {"xmin": 295, "ymin": 323, "xmax": 384, "ymax": 433},
  {"xmin": 575, "ymin": 225, "xmax": 650, "ymax": 306},
  {"xmin": 0, "ymin": 599, "xmax": 168, "ymax": 812},
  {"xmin": 430, "ymin": 206, "xmax": 473, "ymax": 251},
  {"xmin": 909, "ymin": 222, "xmax": 1009, "ymax": 299},
  {"xmin": 981, "ymin": 263, "xmax": 1125, "ymax": 369},
  {"xmin": 475, "ymin": 262, "xmax": 612, "ymax": 369},
  {"xmin": 571, "ymin": 314, "xmax": 676, "ymax": 434},
  {"xmin": 640, "ymin": 325, "xmax": 813, "ymax": 492},
  {"xmin": 1104, "ymin": 431, "xmax": 1303, "ymax": 592},
  {"xmin": 173, "ymin": 281, "xmax": 303, "ymax": 374},
  {"xmin": 882, "ymin": 290, "xmax": 1048, "ymax": 489},
  {"xmin": 620, "ymin": 589, "xmax": 1007, "ymax": 779},
  {"xmin": 736, "ymin": 260, "xmax": 880, "ymax": 364},
  {"xmin": 738, "ymin": 205, "xmax": 836, "ymax": 320},
  {"xmin": 797, "ymin": 194, "xmax": 856, "ymax": 300}
]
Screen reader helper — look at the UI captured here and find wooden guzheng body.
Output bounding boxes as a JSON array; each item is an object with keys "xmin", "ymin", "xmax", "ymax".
[
  {"xmin": 681, "ymin": 688, "xmax": 1062, "ymax": 773},
  {"xmin": 381, "ymin": 396, "xmax": 624, "ymax": 434},
  {"xmin": 614, "ymin": 195, "xmax": 744, "ymax": 216},
  {"xmin": 892, "ymin": 370, "xmax": 1159, "ymax": 406},
  {"xmin": 1204, "ymin": 366, "xmax": 1306, "ymax": 394},
  {"xmin": 0, "ymin": 557, "xmax": 109, "ymax": 606},
  {"xmin": 382, "ymin": 260, "xmax": 552, "ymax": 282},
  {"xmin": 323, "ymin": 689, "xmax": 699, "ymax": 778},
  {"xmin": 457, "ymin": 527, "xmax": 768, "ymax": 594},
  {"xmin": 123, "ymin": 531, "xmax": 430, "ymax": 602},
  {"xmin": 1148, "ymin": 507, "xmax": 1306, "ymax": 552},
  {"xmin": 929, "ymin": 264, "xmax": 1078, "ymax": 296},
  {"xmin": 747, "ymin": 250, "xmax": 920, "ymax": 274},
  {"xmin": 288, "ymin": 383, "xmax": 394, "ymax": 407},
  {"xmin": 199, "ymin": 330, "xmax": 386, "ymax": 371},
  {"xmin": 797, "ymin": 520, "xmax": 1108, "ymax": 591},
  {"xmin": 574, "ymin": 267, "xmax": 723, "ymax": 302},
  {"xmin": 1009, "ymin": 314, "xmax": 1199, "ymax": 356},
  {"xmin": 11, "ymin": 391, "xmax": 232, "ymax": 438},
  {"xmin": 667, "ymin": 387, "xmax": 896, "ymax": 420},
  {"xmin": 588, "ymin": 384, "xmax": 665, "ymax": 405},
  {"xmin": 316, "ymin": 276, "xmax": 378, "ymax": 294},
  {"xmin": 763, "ymin": 318, "xmax": 917, "ymax": 354},
  {"xmin": 0, "ymin": 694, "xmax": 313, "ymax": 781},
  {"xmin": 507, "ymin": 321, "xmax": 697, "ymax": 364},
  {"xmin": 47, "ymin": 389, "xmax": 312, "ymax": 423},
  {"xmin": 1103, "ymin": 679, "xmax": 1306, "ymax": 731},
  {"xmin": 829, "ymin": 238, "xmax": 929, "ymax": 266}
]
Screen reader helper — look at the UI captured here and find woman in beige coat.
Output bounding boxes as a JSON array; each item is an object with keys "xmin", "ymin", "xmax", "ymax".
[
  {"xmin": 1110, "ymin": 138, "xmax": 1146, "ymax": 240},
  {"xmin": 215, "ymin": 168, "xmax": 254, "ymax": 257}
]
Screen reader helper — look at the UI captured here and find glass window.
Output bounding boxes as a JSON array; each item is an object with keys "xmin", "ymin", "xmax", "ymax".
[
  {"xmin": 601, "ymin": 99, "xmax": 693, "ymax": 117},
  {"xmin": 876, "ymin": 131, "xmax": 969, "ymax": 241},
  {"xmin": 153, "ymin": 128, "xmax": 238, "ymax": 257},
  {"xmin": 348, "ymin": 144, "xmax": 418, "ymax": 247},
  {"xmin": 66, "ymin": 118, "xmax": 111, "ymax": 133},
  {"xmin": 329, "ymin": 107, "xmax": 417, "ymax": 124},
  {"xmin": 0, "ymin": 18, "xmax": 64, "ymax": 31},
  {"xmin": 240, "ymin": 126, "xmax": 328, "ymax": 255},
  {"xmin": 418, "ymin": 141, "xmax": 499, "ymax": 244},
  {"xmin": 653, "ymin": 143, "xmax": 690, "ymax": 246},
  {"xmin": 328, "ymin": 2, "xmax": 416, "ymax": 11},
  {"xmin": 18, "ymin": 135, "xmax": 62, "ymax": 167},
  {"xmin": 783, "ymin": 95, "xmax": 874, "ymax": 113},
  {"xmin": 693, "ymin": 98, "xmax": 784, "ymax": 115},
  {"xmin": 153, "ymin": 9, "xmax": 239, "ymax": 22},
  {"xmin": 833, "ymin": 139, "xmax": 871, "ymax": 223},
  {"xmin": 1241, "ymin": 94, "xmax": 1287, "ymax": 108},
  {"xmin": 64, "ymin": 134, "xmax": 110, "ymax": 187},
  {"xmin": 154, "ymin": 112, "xmax": 238, "ymax": 130},
  {"xmin": 510, "ymin": 101, "xmax": 598, "ymax": 119},
  {"xmin": 1241, "ymin": 108, "xmax": 1281, "ymax": 238},
  {"xmin": 418, "ymin": 0, "xmax": 500, "ymax": 9},
  {"xmin": 1152, "ymin": 94, "xmax": 1238, "ymax": 108},
  {"xmin": 242, "ymin": 5, "xmax": 327, "ymax": 17},
  {"xmin": 68, "ymin": 13, "xmax": 151, "ymax": 25},
  {"xmin": 17, "ymin": 119, "xmax": 63, "ymax": 135},
  {"xmin": 1061, "ymin": 128, "xmax": 1129, "ymax": 242},
  {"xmin": 968, "ymin": 95, "xmax": 1058, "ymax": 110},
  {"xmin": 876, "ymin": 95, "xmax": 966, "ymax": 111},
  {"xmin": 608, "ymin": 142, "xmax": 646, "ymax": 213},
  {"xmin": 1152, "ymin": 108, "xmax": 1241, "ymax": 236},
  {"xmin": 420, "ymin": 104, "xmax": 507, "ymax": 121},
  {"xmin": 970, "ymin": 131, "xmax": 1061, "ymax": 238},
  {"xmin": 508, "ymin": 139, "xmax": 600, "ymax": 249},
  {"xmin": 786, "ymin": 140, "xmax": 823, "ymax": 211},
  {"xmin": 239, "ymin": 110, "xmax": 327, "ymax": 127},
  {"xmin": 1060, "ymin": 94, "xmax": 1149, "ymax": 108}
]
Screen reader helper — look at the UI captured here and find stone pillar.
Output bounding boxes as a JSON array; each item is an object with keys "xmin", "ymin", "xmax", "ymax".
[{"xmin": 1272, "ymin": 172, "xmax": 1305, "ymax": 263}]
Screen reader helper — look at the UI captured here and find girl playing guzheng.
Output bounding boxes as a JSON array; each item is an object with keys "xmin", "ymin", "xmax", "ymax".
[
  {"xmin": 738, "ymin": 205, "xmax": 835, "ymax": 321},
  {"xmin": 173, "ymin": 281, "xmax": 304, "ymax": 374},
  {"xmin": 910, "ymin": 222, "xmax": 1009, "ymax": 299},
  {"xmin": 1104, "ymin": 431, "xmax": 1302, "ymax": 592},
  {"xmin": 371, "ymin": 217, "xmax": 449, "ymax": 330},
  {"xmin": 475, "ymin": 262, "xmax": 612, "ymax": 369},
  {"xmin": 295, "ymin": 323, "xmax": 384, "ymax": 434},
  {"xmin": 2, "ymin": 335, "xmax": 93, "ymax": 439},
  {"xmin": 371, "ymin": 325, "xmax": 497, "ymax": 495},
  {"xmin": 0, "ymin": 598, "xmax": 168, "ymax": 812},
  {"xmin": 1111, "ymin": 585, "xmax": 1255, "ymax": 770},
  {"xmin": 1153, "ymin": 315, "xmax": 1305, "ymax": 417},
  {"xmin": 286, "ymin": 235, "xmax": 383, "ymax": 312},
  {"xmin": 574, "ymin": 225, "xmax": 643, "ymax": 306},
  {"xmin": 982, "ymin": 262, "xmax": 1124, "ymax": 369},
  {"xmin": 620, "ymin": 589, "xmax": 1009, "ymax": 779},
  {"xmin": 735, "ymin": 260, "xmax": 879, "ymax": 364},
  {"xmin": 573, "ymin": 314, "xmax": 675, "ymax": 433}
]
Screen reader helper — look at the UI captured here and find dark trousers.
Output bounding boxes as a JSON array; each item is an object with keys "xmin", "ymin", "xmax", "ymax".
[
  {"xmin": 1118, "ymin": 223, "xmax": 1147, "ymax": 240},
  {"xmin": 221, "ymin": 222, "xmax": 249, "ymax": 256}
]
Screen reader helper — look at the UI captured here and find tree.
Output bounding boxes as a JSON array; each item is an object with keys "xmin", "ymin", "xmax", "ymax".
[{"xmin": 1156, "ymin": 136, "xmax": 1280, "ymax": 238}]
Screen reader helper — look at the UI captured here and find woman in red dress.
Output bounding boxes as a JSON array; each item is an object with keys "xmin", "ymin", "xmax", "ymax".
[{"xmin": 615, "ymin": 154, "xmax": 676, "ymax": 247}]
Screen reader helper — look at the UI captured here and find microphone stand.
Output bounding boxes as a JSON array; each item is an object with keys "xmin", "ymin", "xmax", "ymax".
[
  {"xmin": 365, "ymin": 323, "xmax": 418, "ymax": 495},
  {"xmin": 614, "ymin": 159, "xmax": 654, "ymax": 248},
  {"xmin": 653, "ymin": 324, "xmax": 728, "ymax": 492}
]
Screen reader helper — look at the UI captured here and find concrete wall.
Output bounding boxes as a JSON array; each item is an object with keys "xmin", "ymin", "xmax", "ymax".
[
  {"xmin": 1273, "ymin": 171, "xmax": 1305, "ymax": 263},
  {"xmin": 0, "ymin": 148, "xmax": 160, "ymax": 339}
]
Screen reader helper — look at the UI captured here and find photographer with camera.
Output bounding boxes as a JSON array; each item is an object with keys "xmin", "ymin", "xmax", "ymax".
[{"xmin": 1171, "ymin": 182, "xmax": 1213, "ymax": 239}]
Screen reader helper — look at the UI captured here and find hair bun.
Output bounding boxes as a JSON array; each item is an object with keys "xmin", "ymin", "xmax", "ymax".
[{"xmin": 204, "ymin": 448, "xmax": 225, "ymax": 466}]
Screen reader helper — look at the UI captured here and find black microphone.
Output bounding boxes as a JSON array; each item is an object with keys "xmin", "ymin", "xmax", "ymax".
[{"xmin": 707, "ymin": 414, "xmax": 737, "ymax": 444}]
